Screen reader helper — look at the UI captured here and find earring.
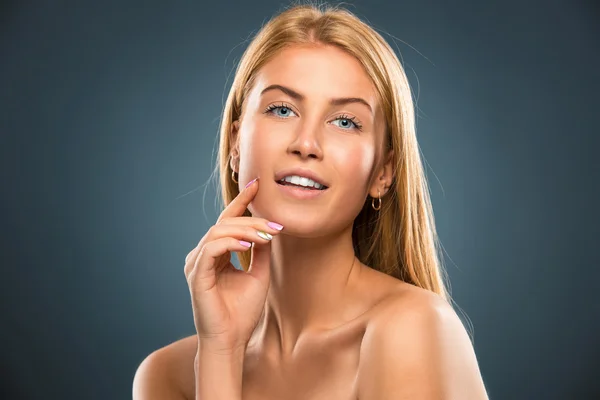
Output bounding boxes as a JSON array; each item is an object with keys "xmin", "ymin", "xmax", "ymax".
[
  {"xmin": 231, "ymin": 170, "xmax": 238, "ymax": 184},
  {"xmin": 372, "ymin": 189, "xmax": 382, "ymax": 211}
]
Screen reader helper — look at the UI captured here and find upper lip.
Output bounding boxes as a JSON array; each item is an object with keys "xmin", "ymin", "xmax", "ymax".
[{"xmin": 274, "ymin": 168, "xmax": 329, "ymax": 188}]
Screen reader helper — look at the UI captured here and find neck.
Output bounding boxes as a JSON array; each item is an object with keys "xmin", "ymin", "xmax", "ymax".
[{"xmin": 249, "ymin": 224, "xmax": 363, "ymax": 357}]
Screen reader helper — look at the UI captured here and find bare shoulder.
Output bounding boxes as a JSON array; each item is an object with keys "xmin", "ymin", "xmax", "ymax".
[
  {"xmin": 133, "ymin": 335, "xmax": 198, "ymax": 400},
  {"xmin": 357, "ymin": 281, "xmax": 489, "ymax": 399},
  {"xmin": 370, "ymin": 278, "xmax": 452, "ymax": 318}
]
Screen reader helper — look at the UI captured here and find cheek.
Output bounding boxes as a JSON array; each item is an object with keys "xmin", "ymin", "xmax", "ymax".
[
  {"xmin": 237, "ymin": 122, "xmax": 279, "ymax": 180},
  {"xmin": 330, "ymin": 140, "xmax": 376, "ymax": 190}
]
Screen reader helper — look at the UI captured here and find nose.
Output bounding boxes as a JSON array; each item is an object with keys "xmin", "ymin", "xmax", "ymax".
[{"xmin": 287, "ymin": 120, "xmax": 324, "ymax": 160}]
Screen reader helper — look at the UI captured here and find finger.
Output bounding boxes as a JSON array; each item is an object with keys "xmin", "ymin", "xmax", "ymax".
[
  {"xmin": 205, "ymin": 224, "xmax": 280, "ymax": 245},
  {"xmin": 218, "ymin": 216, "xmax": 284, "ymax": 234},
  {"xmin": 192, "ymin": 237, "xmax": 252, "ymax": 281},
  {"xmin": 184, "ymin": 223, "xmax": 277, "ymax": 278},
  {"xmin": 185, "ymin": 247, "xmax": 198, "ymax": 269},
  {"xmin": 247, "ymin": 239, "xmax": 271, "ymax": 285},
  {"xmin": 185, "ymin": 245, "xmax": 201, "ymax": 279},
  {"xmin": 186, "ymin": 215, "xmax": 276, "ymax": 269},
  {"xmin": 217, "ymin": 177, "xmax": 259, "ymax": 221},
  {"xmin": 184, "ymin": 214, "xmax": 283, "ymax": 280}
]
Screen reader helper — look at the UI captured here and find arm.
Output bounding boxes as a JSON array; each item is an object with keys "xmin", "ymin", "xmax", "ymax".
[
  {"xmin": 357, "ymin": 295, "xmax": 489, "ymax": 400},
  {"xmin": 132, "ymin": 338, "xmax": 245, "ymax": 400},
  {"xmin": 194, "ymin": 340, "xmax": 245, "ymax": 399}
]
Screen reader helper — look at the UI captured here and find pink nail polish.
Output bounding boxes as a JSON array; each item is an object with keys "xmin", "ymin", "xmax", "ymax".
[
  {"xmin": 239, "ymin": 240, "xmax": 252, "ymax": 247},
  {"xmin": 244, "ymin": 178, "xmax": 258, "ymax": 189},
  {"xmin": 267, "ymin": 222, "xmax": 283, "ymax": 231}
]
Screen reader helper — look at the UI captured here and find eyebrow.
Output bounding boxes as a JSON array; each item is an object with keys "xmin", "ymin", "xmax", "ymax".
[{"xmin": 260, "ymin": 84, "xmax": 373, "ymax": 114}]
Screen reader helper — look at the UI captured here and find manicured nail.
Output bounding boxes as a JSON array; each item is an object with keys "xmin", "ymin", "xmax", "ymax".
[
  {"xmin": 256, "ymin": 231, "xmax": 272, "ymax": 240},
  {"xmin": 244, "ymin": 178, "xmax": 258, "ymax": 189},
  {"xmin": 234, "ymin": 263, "xmax": 245, "ymax": 271},
  {"xmin": 239, "ymin": 240, "xmax": 252, "ymax": 248},
  {"xmin": 267, "ymin": 222, "xmax": 284, "ymax": 231}
]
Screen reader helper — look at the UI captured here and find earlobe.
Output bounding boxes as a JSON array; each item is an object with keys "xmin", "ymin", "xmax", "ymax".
[
  {"xmin": 369, "ymin": 150, "xmax": 395, "ymax": 198},
  {"xmin": 229, "ymin": 154, "xmax": 239, "ymax": 173},
  {"xmin": 229, "ymin": 120, "xmax": 241, "ymax": 172}
]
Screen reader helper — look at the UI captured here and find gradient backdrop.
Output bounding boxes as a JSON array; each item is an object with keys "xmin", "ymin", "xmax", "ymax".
[{"xmin": 1, "ymin": 0, "xmax": 599, "ymax": 399}]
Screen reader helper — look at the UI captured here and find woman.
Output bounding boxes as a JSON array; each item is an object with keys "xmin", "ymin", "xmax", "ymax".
[{"xmin": 134, "ymin": 3, "xmax": 489, "ymax": 399}]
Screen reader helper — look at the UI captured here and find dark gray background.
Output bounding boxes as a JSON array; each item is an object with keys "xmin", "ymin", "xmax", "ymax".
[{"xmin": 2, "ymin": 0, "xmax": 599, "ymax": 399}]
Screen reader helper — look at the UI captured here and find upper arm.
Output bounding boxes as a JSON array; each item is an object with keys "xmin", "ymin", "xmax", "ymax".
[
  {"xmin": 357, "ymin": 294, "xmax": 489, "ymax": 400},
  {"xmin": 132, "ymin": 348, "xmax": 186, "ymax": 400}
]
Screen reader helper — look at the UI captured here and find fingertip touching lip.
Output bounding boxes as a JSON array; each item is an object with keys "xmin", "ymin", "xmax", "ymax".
[{"xmin": 274, "ymin": 168, "xmax": 329, "ymax": 188}]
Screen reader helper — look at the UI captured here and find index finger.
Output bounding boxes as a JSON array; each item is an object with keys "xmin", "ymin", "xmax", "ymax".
[{"xmin": 217, "ymin": 177, "xmax": 259, "ymax": 221}]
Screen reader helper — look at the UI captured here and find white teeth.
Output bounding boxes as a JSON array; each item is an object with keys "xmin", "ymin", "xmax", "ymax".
[{"xmin": 281, "ymin": 175, "xmax": 324, "ymax": 189}]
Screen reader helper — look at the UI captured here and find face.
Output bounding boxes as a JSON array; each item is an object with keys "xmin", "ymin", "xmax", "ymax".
[{"xmin": 231, "ymin": 44, "xmax": 391, "ymax": 237}]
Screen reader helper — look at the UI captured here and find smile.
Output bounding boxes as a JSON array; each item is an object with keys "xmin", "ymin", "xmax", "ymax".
[
  {"xmin": 277, "ymin": 175, "xmax": 328, "ymax": 190},
  {"xmin": 275, "ymin": 174, "xmax": 328, "ymax": 200}
]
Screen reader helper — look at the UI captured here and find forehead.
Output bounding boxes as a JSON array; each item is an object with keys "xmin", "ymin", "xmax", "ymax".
[{"xmin": 250, "ymin": 44, "xmax": 379, "ymax": 106}]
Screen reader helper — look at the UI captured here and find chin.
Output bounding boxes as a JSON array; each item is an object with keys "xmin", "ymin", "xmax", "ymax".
[
  {"xmin": 248, "ymin": 203, "xmax": 331, "ymax": 238},
  {"xmin": 247, "ymin": 181, "xmax": 361, "ymax": 238},
  {"xmin": 279, "ymin": 217, "xmax": 327, "ymax": 238}
]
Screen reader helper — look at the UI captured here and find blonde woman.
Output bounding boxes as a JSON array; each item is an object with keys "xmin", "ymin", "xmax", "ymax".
[{"xmin": 134, "ymin": 3, "xmax": 489, "ymax": 399}]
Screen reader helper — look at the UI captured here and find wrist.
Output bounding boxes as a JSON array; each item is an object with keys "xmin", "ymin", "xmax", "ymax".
[{"xmin": 197, "ymin": 337, "xmax": 247, "ymax": 358}]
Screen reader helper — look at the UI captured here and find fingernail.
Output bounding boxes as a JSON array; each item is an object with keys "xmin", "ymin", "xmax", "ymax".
[
  {"xmin": 244, "ymin": 178, "xmax": 258, "ymax": 189},
  {"xmin": 234, "ymin": 263, "xmax": 245, "ymax": 271},
  {"xmin": 256, "ymin": 231, "xmax": 273, "ymax": 240},
  {"xmin": 239, "ymin": 240, "xmax": 252, "ymax": 248},
  {"xmin": 267, "ymin": 222, "xmax": 283, "ymax": 231}
]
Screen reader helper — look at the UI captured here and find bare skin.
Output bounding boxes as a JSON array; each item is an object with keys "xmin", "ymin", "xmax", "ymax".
[
  {"xmin": 133, "ymin": 44, "xmax": 489, "ymax": 399},
  {"xmin": 149, "ymin": 272, "xmax": 447, "ymax": 400}
]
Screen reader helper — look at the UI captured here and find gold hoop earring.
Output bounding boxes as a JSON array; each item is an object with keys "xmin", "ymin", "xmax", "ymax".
[
  {"xmin": 372, "ymin": 190, "xmax": 382, "ymax": 211},
  {"xmin": 231, "ymin": 170, "xmax": 238, "ymax": 184}
]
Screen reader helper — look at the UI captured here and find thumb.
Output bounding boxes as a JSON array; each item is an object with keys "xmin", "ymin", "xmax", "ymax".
[{"xmin": 247, "ymin": 240, "xmax": 271, "ymax": 285}]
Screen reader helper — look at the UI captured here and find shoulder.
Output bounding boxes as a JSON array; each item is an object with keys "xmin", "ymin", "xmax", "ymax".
[
  {"xmin": 133, "ymin": 335, "xmax": 198, "ymax": 400},
  {"xmin": 357, "ymin": 285, "xmax": 489, "ymax": 399}
]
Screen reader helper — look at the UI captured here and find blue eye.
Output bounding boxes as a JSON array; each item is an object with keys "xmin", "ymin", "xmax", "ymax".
[
  {"xmin": 331, "ymin": 115, "xmax": 362, "ymax": 131},
  {"xmin": 265, "ymin": 104, "xmax": 297, "ymax": 118},
  {"xmin": 264, "ymin": 104, "xmax": 363, "ymax": 131}
]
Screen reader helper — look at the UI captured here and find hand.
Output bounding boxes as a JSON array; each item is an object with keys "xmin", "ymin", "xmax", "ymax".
[{"xmin": 184, "ymin": 178, "xmax": 282, "ymax": 355}]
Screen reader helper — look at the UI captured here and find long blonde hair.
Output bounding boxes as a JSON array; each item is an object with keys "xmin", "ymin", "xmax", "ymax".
[{"xmin": 217, "ymin": 2, "xmax": 451, "ymax": 302}]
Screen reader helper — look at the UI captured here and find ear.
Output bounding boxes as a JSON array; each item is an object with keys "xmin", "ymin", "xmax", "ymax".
[
  {"xmin": 229, "ymin": 120, "xmax": 241, "ymax": 173},
  {"xmin": 369, "ymin": 149, "xmax": 394, "ymax": 198}
]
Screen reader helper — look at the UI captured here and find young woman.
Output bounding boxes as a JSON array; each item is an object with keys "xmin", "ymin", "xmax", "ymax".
[{"xmin": 134, "ymin": 3, "xmax": 489, "ymax": 399}]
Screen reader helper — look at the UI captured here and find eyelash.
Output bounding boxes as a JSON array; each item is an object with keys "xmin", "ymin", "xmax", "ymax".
[{"xmin": 264, "ymin": 103, "xmax": 364, "ymax": 131}]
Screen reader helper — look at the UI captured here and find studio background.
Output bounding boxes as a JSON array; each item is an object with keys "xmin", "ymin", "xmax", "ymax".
[{"xmin": 2, "ymin": 0, "xmax": 599, "ymax": 399}]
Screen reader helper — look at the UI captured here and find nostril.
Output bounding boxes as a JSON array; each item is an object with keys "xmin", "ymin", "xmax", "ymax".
[{"xmin": 291, "ymin": 149, "xmax": 319, "ymax": 159}]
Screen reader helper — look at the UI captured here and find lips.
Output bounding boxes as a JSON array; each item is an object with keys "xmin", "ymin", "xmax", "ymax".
[
  {"xmin": 274, "ymin": 168, "xmax": 329, "ymax": 189},
  {"xmin": 275, "ymin": 180, "xmax": 327, "ymax": 199},
  {"xmin": 277, "ymin": 175, "xmax": 326, "ymax": 191}
]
